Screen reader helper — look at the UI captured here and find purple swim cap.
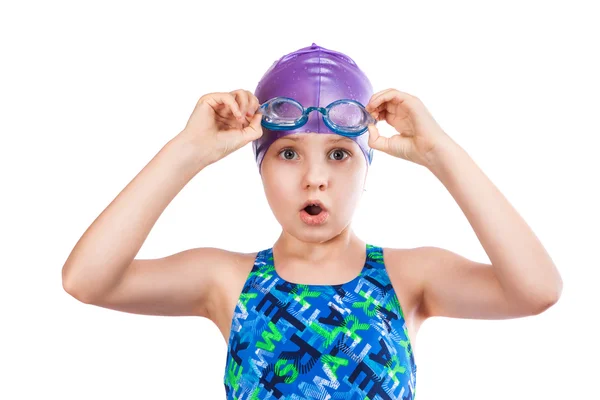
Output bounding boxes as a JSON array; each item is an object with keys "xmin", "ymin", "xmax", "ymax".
[{"xmin": 252, "ymin": 43, "xmax": 374, "ymax": 172}]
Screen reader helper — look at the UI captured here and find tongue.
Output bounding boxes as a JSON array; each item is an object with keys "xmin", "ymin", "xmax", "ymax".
[{"xmin": 304, "ymin": 205, "xmax": 322, "ymax": 215}]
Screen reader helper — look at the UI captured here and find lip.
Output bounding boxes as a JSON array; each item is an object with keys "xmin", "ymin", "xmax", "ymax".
[
  {"xmin": 300, "ymin": 199, "xmax": 328, "ymax": 212},
  {"xmin": 300, "ymin": 209, "xmax": 329, "ymax": 225}
]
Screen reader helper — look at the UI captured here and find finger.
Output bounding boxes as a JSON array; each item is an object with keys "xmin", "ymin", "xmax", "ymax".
[
  {"xmin": 248, "ymin": 94, "xmax": 261, "ymax": 115},
  {"xmin": 240, "ymin": 90, "xmax": 253, "ymax": 116},
  {"xmin": 367, "ymin": 123, "xmax": 389, "ymax": 154},
  {"xmin": 368, "ymin": 88, "xmax": 394, "ymax": 104},
  {"xmin": 369, "ymin": 109, "xmax": 387, "ymax": 122},
  {"xmin": 211, "ymin": 93, "xmax": 243, "ymax": 120},
  {"xmin": 366, "ymin": 88, "xmax": 395, "ymax": 111},
  {"xmin": 240, "ymin": 97, "xmax": 261, "ymax": 125},
  {"xmin": 368, "ymin": 89, "xmax": 415, "ymax": 112},
  {"xmin": 368, "ymin": 89, "xmax": 400, "ymax": 111},
  {"xmin": 231, "ymin": 89, "xmax": 249, "ymax": 119},
  {"xmin": 368, "ymin": 107, "xmax": 388, "ymax": 121},
  {"xmin": 241, "ymin": 112, "xmax": 264, "ymax": 141},
  {"xmin": 244, "ymin": 92, "xmax": 259, "ymax": 116}
]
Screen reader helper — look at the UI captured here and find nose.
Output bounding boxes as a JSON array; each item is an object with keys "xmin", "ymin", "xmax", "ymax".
[{"xmin": 302, "ymin": 161, "xmax": 328, "ymax": 191}]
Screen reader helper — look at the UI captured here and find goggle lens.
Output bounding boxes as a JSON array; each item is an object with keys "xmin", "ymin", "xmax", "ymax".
[
  {"xmin": 328, "ymin": 102, "xmax": 365, "ymax": 128},
  {"xmin": 264, "ymin": 99, "xmax": 303, "ymax": 123}
]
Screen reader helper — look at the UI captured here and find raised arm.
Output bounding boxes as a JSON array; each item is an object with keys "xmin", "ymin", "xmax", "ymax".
[
  {"xmin": 61, "ymin": 90, "xmax": 263, "ymax": 317},
  {"xmin": 61, "ymin": 135, "xmax": 217, "ymax": 316},
  {"xmin": 365, "ymin": 89, "xmax": 562, "ymax": 321}
]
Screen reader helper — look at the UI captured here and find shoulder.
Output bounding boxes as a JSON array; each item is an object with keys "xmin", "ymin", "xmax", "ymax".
[
  {"xmin": 381, "ymin": 245, "xmax": 441, "ymax": 278},
  {"xmin": 195, "ymin": 247, "xmax": 259, "ymax": 318},
  {"xmin": 197, "ymin": 247, "xmax": 258, "ymax": 286},
  {"xmin": 192, "ymin": 248, "xmax": 261, "ymax": 338},
  {"xmin": 380, "ymin": 245, "xmax": 432, "ymax": 276},
  {"xmin": 379, "ymin": 246, "xmax": 441, "ymax": 319}
]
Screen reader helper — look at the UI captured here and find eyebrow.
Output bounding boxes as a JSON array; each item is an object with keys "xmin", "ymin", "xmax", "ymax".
[{"xmin": 279, "ymin": 135, "xmax": 353, "ymax": 144}]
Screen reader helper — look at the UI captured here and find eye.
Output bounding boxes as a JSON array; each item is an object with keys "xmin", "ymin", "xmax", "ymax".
[
  {"xmin": 278, "ymin": 147, "xmax": 351, "ymax": 161},
  {"xmin": 329, "ymin": 148, "xmax": 350, "ymax": 161},
  {"xmin": 278, "ymin": 148, "xmax": 298, "ymax": 160}
]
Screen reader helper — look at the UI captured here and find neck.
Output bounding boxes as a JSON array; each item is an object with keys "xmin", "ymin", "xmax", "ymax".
[{"xmin": 272, "ymin": 225, "xmax": 365, "ymax": 270}]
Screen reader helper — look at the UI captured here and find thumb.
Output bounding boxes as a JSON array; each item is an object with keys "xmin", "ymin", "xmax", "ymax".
[
  {"xmin": 368, "ymin": 123, "xmax": 415, "ymax": 160},
  {"xmin": 241, "ymin": 112, "xmax": 264, "ymax": 143},
  {"xmin": 367, "ymin": 124, "xmax": 389, "ymax": 154}
]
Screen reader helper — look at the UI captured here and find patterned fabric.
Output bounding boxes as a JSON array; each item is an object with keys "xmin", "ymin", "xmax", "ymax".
[{"xmin": 224, "ymin": 244, "xmax": 417, "ymax": 399}]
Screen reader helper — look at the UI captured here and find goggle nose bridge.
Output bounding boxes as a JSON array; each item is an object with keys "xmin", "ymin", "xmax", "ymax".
[{"xmin": 303, "ymin": 106, "xmax": 328, "ymax": 116}]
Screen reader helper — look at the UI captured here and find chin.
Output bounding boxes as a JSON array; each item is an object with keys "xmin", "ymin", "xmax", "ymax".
[{"xmin": 282, "ymin": 216, "xmax": 348, "ymax": 243}]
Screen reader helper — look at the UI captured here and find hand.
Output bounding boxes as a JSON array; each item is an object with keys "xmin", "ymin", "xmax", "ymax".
[
  {"xmin": 365, "ymin": 88, "xmax": 454, "ymax": 167},
  {"xmin": 176, "ymin": 89, "xmax": 263, "ymax": 166}
]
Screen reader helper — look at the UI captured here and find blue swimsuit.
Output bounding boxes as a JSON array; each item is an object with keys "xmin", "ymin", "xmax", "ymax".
[{"xmin": 224, "ymin": 244, "xmax": 417, "ymax": 399}]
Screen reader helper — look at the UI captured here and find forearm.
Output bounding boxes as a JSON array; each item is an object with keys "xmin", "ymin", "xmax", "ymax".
[
  {"xmin": 62, "ymin": 133, "xmax": 211, "ymax": 300},
  {"xmin": 425, "ymin": 137, "xmax": 563, "ymax": 307}
]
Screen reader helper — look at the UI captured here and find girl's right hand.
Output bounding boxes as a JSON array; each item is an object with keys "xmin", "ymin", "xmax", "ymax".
[{"xmin": 176, "ymin": 89, "xmax": 264, "ymax": 167}]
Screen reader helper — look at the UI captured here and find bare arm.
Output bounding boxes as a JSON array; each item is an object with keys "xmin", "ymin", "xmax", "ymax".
[
  {"xmin": 62, "ymin": 90, "xmax": 263, "ymax": 318},
  {"xmin": 61, "ymin": 134, "xmax": 215, "ymax": 315},
  {"xmin": 85, "ymin": 246, "xmax": 235, "ymax": 317},
  {"xmin": 417, "ymin": 138, "xmax": 561, "ymax": 320}
]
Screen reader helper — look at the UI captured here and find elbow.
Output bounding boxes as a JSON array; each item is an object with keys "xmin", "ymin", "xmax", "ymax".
[
  {"xmin": 530, "ymin": 282, "xmax": 563, "ymax": 315},
  {"xmin": 62, "ymin": 264, "xmax": 80, "ymax": 299},
  {"xmin": 62, "ymin": 278, "xmax": 89, "ymax": 304},
  {"xmin": 62, "ymin": 271, "xmax": 95, "ymax": 304},
  {"xmin": 530, "ymin": 296, "xmax": 560, "ymax": 315},
  {"xmin": 520, "ymin": 264, "xmax": 563, "ymax": 315}
]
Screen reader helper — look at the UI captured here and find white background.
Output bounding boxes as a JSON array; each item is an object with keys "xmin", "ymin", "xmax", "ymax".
[{"xmin": 1, "ymin": 0, "xmax": 598, "ymax": 399}]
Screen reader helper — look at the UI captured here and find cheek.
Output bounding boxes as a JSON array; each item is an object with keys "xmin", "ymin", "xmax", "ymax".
[
  {"xmin": 334, "ymin": 170, "xmax": 365, "ymax": 208},
  {"xmin": 339, "ymin": 160, "xmax": 365, "ymax": 185},
  {"xmin": 263, "ymin": 174, "xmax": 296, "ymax": 214},
  {"xmin": 336, "ymin": 184, "xmax": 361, "ymax": 209}
]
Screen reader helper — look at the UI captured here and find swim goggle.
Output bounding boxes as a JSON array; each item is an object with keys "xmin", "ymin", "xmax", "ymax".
[{"xmin": 256, "ymin": 96, "xmax": 377, "ymax": 137}]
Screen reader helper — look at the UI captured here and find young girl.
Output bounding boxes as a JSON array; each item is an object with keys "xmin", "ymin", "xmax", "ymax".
[{"xmin": 62, "ymin": 43, "xmax": 563, "ymax": 399}]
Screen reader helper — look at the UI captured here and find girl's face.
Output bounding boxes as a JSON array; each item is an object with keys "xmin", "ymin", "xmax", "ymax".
[{"xmin": 260, "ymin": 133, "xmax": 367, "ymax": 243}]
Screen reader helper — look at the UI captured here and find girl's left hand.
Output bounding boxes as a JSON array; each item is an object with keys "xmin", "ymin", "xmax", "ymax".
[{"xmin": 365, "ymin": 88, "xmax": 454, "ymax": 168}]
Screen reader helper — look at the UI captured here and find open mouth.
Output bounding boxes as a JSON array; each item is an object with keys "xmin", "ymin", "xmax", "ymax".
[
  {"xmin": 300, "ymin": 201, "xmax": 329, "ymax": 225},
  {"xmin": 303, "ymin": 204, "xmax": 323, "ymax": 215}
]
